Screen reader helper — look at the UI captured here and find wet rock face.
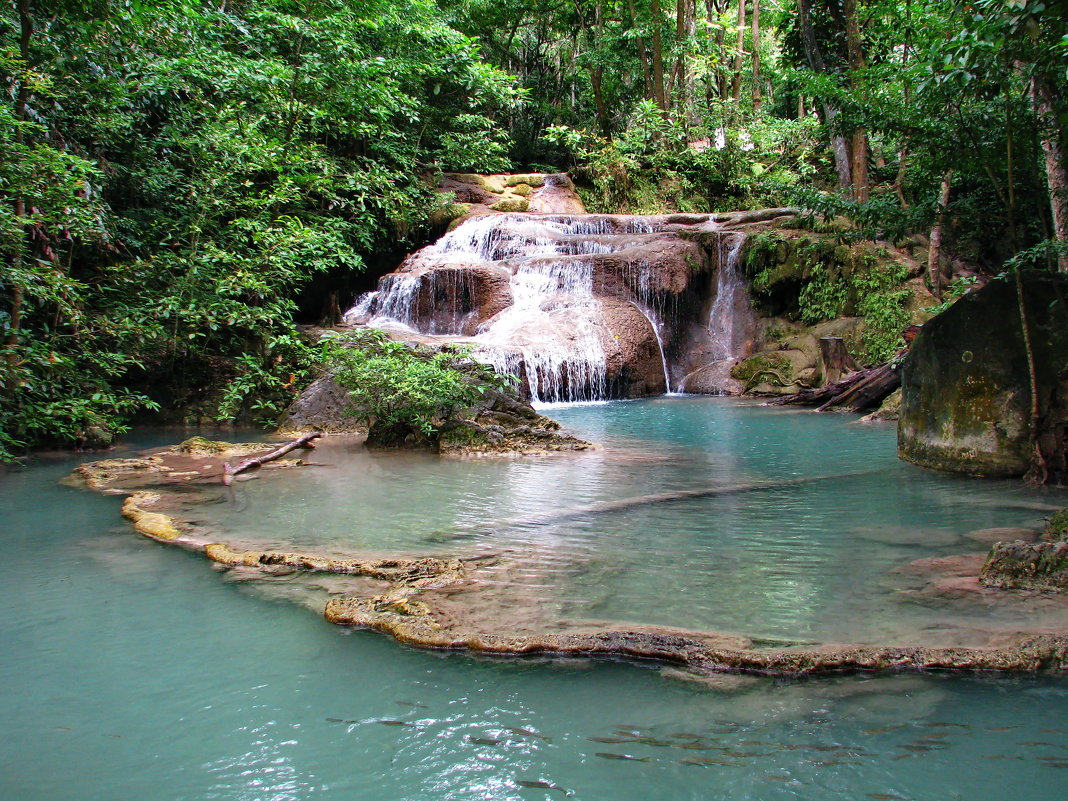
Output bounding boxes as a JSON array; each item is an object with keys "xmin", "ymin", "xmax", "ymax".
[
  {"xmin": 981, "ymin": 541, "xmax": 1068, "ymax": 592},
  {"xmin": 898, "ymin": 273, "xmax": 1068, "ymax": 477},
  {"xmin": 347, "ymin": 207, "xmax": 754, "ymax": 402},
  {"xmin": 277, "ymin": 374, "xmax": 363, "ymax": 434}
]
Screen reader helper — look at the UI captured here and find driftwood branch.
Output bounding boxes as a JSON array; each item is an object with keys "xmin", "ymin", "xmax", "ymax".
[
  {"xmin": 768, "ymin": 361, "xmax": 899, "ymax": 412},
  {"xmin": 222, "ymin": 432, "xmax": 322, "ymax": 486},
  {"xmin": 713, "ymin": 207, "xmax": 800, "ymax": 226}
]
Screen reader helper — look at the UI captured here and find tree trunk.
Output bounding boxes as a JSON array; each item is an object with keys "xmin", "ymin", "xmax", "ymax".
[
  {"xmin": 750, "ymin": 0, "xmax": 761, "ymax": 112},
  {"xmin": 628, "ymin": 0, "xmax": 656, "ymax": 101},
  {"xmin": 1031, "ymin": 74, "xmax": 1068, "ymax": 272},
  {"xmin": 843, "ymin": 0, "xmax": 868, "ymax": 202},
  {"xmin": 928, "ymin": 170, "xmax": 953, "ymax": 299},
  {"xmin": 730, "ymin": 0, "xmax": 745, "ymax": 102},
  {"xmin": 818, "ymin": 337, "xmax": 858, "ymax": 385},
  {"xmin": 649, "ymin": 0, "xmax": 669, "ymax": 111},
  {"xmin": 798, "ymin": 0, "xmax": 851, "ymax": 190},
  {"xmin": 6, "ymin": 0, "xmax": 33, "ymax": 383},
  {"xmin": 769, "ymin": 362, "xmax": 900, "ymax": 412}
]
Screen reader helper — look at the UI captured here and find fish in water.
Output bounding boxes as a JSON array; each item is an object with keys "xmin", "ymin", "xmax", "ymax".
[
  {"xmin": 508, "ymin": 727, "xmax": 552, "ymax": 742},
  {"xmin": 982, "ymin": 755, "xmax": 1024, "ymax": 760},
  {"xmin": 863, "ymin": 726, "xmax": 905, "ymax": 735},
  {"xmin": 866, "ymin": 793, "xmax": 908, "ymax": 800},
  {"xmin": 667, "ymin": 733, "xmax": 703, "ymax": 740},
  {"xmin": 679, "ymin": 757, "xmax": 744, "ymax": 766},
  {"xmin": 808, "ymin": 760, "xmax": 859, "ymax": 767},
  {"xmin": 1018, "ymin": 741, "xmax": 1059, "ymax": 747},
  {"xmin": 595, "ymin": 752, "xmax": 650, "ymax": 762},
  {"xmin": 923, "ymin": 722, "xmax": 969, "ymax": 729},
  {"xmin": 762, "ymin": 774, "xmax": 793, "ymax": 783},
  {"xmin": 469, "ymin": 737, "xmax": 503, "ymax": 746},
  {"xmin": 376, "ymin": 720, "xmax": 412, "ymax": 727},
  {"xmin": 986, "ymin": 725, "xmax": 1021, "ymax": 731},
  {"xmin": 587, "ymin": 736, "xmax": 635, "ymax": 744},
  {"xmin": 326, "ymin": 718, "xmax": 357, "ymax": 724},
  {"xmin": 896, "ymin": 745, "xmax": 935, "ymax": 752},
  {"xmin": 395, "ymin": 701, "xmax": 427, "ymax": 709},
  {"xmin": 517, "ymin": 779, "xmax": 570, "ymax": 795}
]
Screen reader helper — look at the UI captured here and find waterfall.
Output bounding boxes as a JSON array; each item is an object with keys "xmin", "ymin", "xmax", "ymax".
[
  {"xmin": 708, "ymin": 232, "xmax": 749, "ymax": 360},
  {"xmin": 343, "ymin": 212, "xmax": 695, "ymax": 403},
  {"xmin": 628, "ymin": 302, "xmax": 671, "ymax": 393}
]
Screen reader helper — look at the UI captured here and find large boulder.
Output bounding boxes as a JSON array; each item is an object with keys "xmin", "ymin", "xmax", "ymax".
[{"xmin": 898, "ymin": 273, "xmax": 1068, "ymax": 477}]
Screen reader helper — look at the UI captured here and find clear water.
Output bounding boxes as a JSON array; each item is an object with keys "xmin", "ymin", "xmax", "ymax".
[
  {"xmin": 3, "ymin": 403, "xmax": 1068, "ymax": 801},
  {"xmin": 205, "ymin": 397, "xmax": 1068, "ymax": 646}
]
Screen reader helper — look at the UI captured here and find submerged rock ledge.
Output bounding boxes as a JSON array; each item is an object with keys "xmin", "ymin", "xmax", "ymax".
[{"xmin": 72, "ymin": 439, "xmax": 1068, "ymax": 678}]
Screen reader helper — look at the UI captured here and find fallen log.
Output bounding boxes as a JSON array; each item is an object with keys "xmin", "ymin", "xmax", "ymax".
[
  {"xmin": 222, "ymin": 432, "xmax": 322, "ymax": 486},
  {"xmin": 768, "ymin": 361, "xmax": 899, "ymax": 412}
]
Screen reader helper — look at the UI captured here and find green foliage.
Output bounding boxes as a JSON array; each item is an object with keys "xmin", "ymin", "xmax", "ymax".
[
  {"xmin": 730, "ymin": 353, "xmax": 793, "ymax": 389},
  {"xmin": 748, "ymin": 232, "xmax": 911, "ymax": 364},
  {"xmin": 0, "ymin": 0, "xmax": 521, "ymax": 458},
  {"xmin": 1049, "ymin": 507, "xmax": 1068, "ymax": 542},
  {"xmin": 543, "ymin": 103, "xmax": 821, "ymax": 213},
  {"xmin": 321, "ymin": 329, "xmax": 512, "ymax": 439}
]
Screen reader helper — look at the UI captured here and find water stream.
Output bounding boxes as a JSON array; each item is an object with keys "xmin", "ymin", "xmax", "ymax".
[
  {"xmin": 4, "ymin": 401, "xmax": 1068, "ymax": 800},
  {"xmin": 345, "ymin": 213, "xmax": 710, "ymax": 403}
]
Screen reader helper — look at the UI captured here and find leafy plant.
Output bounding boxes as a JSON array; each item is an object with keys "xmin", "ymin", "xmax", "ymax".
[{"xmin": 321, "ymin": 329, "xmax": 513, "ymax": 443}]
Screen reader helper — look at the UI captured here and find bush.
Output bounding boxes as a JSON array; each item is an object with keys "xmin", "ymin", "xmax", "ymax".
[{"xmin": 321, "ymin": 329, "xmax": 512, "ymax": 444}]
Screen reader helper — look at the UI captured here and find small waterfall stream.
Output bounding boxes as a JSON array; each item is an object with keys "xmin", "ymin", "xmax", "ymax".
[
  {"xmin": 345, "ymin": 212, "xmax": 751, "ymax": 403},
  {"xmin": 708, "ymin": 231, "xmax": 750, "ymax": 360}
]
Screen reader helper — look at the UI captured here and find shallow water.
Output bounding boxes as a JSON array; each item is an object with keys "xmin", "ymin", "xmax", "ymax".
[
  {"xmin": 205, "ymin": 397, "xmax": 1068, "ymax": 646},
  {"xmin": 3, "ymin": 402, "xmax": 1068, "ymax": 800}
]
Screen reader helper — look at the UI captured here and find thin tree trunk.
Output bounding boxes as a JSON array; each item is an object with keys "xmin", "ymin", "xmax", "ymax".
[
  {"xmin": 650, "ymin": 0, "xmax": 669, "ymax": 111},
  {"xmin": 750, "ymin": 0, "xmax": 761, "ymax": 112},
  {"xmin": 928, "ymin": 170, "xmax": 953, "ymax": 299},
  {"xmin": 1031, "ymin": 74, "xmax": 1068, "ymax": 272},
  {"xmin": 843, "ymin": 0, "xmax": 868, "ymax": 202},
  {"xmin": 731, "ymin": 0, "xmax": 745, "ymax": 102},
  {"xmin": 1015, "ymin": 273, "xmax": 1047, "ymax": 485},
  {"xmin": 797, "ymin": 0, "xmax": 851, "ymax": 189},
  {"xmin": 628, "ymin": 0, "xmax": 656, "ymax": 101},
  {"xmin": 6, "ymin": 0, "xmax": 34, "ymax": 383},
  {"xmin": 894, "ymin": 145, "xmax": 909, "ymax": 207},
  {"xmin": 704, "ymin": 0, "xmax": 729, "ymax": 100}
]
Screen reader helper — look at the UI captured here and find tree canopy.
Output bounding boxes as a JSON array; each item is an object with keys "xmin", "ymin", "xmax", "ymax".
[{"xmin": 2, "ymin": 0, "xmax": 1066, "ymax": 458}]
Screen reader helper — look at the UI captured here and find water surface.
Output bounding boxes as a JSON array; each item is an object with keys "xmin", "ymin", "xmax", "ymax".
[{"xmin": 3, "ymin": 402, "xmax": 1068, "ymax": 800}]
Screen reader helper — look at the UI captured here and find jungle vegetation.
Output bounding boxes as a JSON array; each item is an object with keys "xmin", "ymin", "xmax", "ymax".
[{"xmin": 1, "ymin": 0, "xmax": 1065, "ymax": 458}]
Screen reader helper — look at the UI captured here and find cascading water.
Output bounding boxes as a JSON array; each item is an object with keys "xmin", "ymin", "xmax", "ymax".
[
  {"xmin": 708, "ymin": 231, "xmax": 750, "ymax": 360},
  {"xmin": 345, "ymin": 213, "xmax": 676, "ymax": 403},
  {"xmin": 628, "ymin": 302, "xmax": 671, "ymax": 393}
]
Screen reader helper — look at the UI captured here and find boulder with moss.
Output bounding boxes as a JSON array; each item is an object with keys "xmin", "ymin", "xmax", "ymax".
[{"xmin": 898, "ymin": 273, "xmax": 1068, "ymax": 477}]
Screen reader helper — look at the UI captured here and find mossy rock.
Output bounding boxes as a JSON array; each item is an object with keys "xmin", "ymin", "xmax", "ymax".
[
  {"xmin": 731, "ymin": 353, "xmax": 793, "ymax": 390},
  {"xmin": 510, "ymin": 183, "xmax": 533, "ymax": 197},
  {"xmin": 174, "ymin": 436, "xmax": 232, "ymax": 454},
  {"xmin": 505, "ymin": 173, "xmax": 546, "ymax": 188},
  {"xmin": 981, "ymin": 540, "xmax": 1068, "ymax": 591},
  {"xmin": 429, "ymin": 202, "xmax": 472, "ymax": 227},
  {"xmin": 448, "ymin": 173, "xmax": 505, "ymax": 193},
  {"xmin": 898, "ymin": 273, "xmax": 1068, "ymax": 477},
  {"xmin": 489, "ymin": 197, "xmax": 529, "ymax": 213},
  {"xmin": 1049, "ymin": 508, "xmax": 1068, "ymax": 541}
]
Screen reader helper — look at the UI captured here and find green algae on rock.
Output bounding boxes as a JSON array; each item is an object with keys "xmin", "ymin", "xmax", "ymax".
[
  {"xmin": 979, "ymin": 505, "xmax": 1068, "ymax": 592},
  {"xmin": 898, "ymin": 273, "xmax": 1068, "ymax": 478}
]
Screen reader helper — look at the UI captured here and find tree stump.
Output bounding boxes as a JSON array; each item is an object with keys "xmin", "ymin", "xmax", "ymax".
[{"xmin": 819, "ymin": 337, "xmax": 858, "ymax": 384}]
